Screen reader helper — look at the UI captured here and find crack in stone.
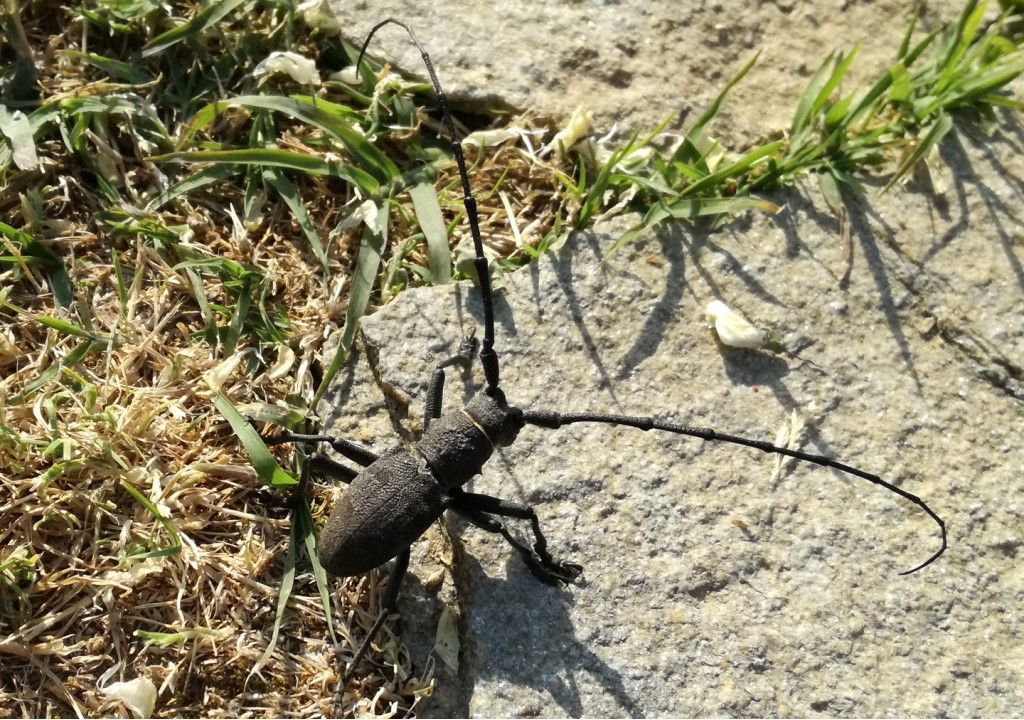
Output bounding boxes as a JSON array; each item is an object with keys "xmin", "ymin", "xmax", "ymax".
[
  {"xmin": 876, "ymin": 232, "xmax": 1024, "ymax": 403},
  {"xmin": 935, "ymin": 314, "xmax": 1024, "ymax": 401}
]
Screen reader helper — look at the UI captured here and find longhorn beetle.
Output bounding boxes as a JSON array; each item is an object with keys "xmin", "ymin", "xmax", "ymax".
[{"xmin": 261, "ymin": 18, "xmax": 947, "ymax": 707}]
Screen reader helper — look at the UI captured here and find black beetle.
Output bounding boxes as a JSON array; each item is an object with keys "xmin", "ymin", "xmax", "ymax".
[{"xmin": 261, "ymin": 17, "xmax": 947, "ymax": 705}]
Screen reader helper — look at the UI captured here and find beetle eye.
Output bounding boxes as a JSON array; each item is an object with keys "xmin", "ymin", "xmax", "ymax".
[{"xmin": 509, "ymin": 406, "xmax": 525, "ymax": 429}]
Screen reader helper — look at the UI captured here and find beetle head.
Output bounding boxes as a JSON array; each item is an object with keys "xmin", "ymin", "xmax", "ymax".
[{"xmin": 465, "ymin": 391, "xmax": 525, "ymax": 447}]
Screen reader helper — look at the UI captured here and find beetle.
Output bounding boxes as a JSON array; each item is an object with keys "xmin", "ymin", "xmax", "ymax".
[{"xmin": 261, "ymin": 18, "xmax": 947, "ymax": 706}]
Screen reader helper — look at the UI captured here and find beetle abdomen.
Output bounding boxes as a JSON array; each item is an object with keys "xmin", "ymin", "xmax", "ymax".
[{"xmin": 318, "ymin": 447, "xmax": 443, "ymax": 577}]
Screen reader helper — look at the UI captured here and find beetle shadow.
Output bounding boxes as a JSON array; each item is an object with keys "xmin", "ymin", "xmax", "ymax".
[{"xmin": 448, "ymin": 526, "xmax": 646, "ymax": 719}]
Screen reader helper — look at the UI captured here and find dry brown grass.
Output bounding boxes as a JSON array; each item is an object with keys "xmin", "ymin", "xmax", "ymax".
[
  {"xmin": 0, "ymin": 6, "xmax": 563, "ymax": 711},
  {"xmin": 0, "ymin": 127, "xmax": 561, "ymax": 720}
]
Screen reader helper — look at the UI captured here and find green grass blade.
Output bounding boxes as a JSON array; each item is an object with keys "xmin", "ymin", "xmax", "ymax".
[
  {"xmin": 313, "ymin": 203, "xmax": 387, "ymax": 405},
  {"xmin": 145, "ymin": 164, "xmax": 239, "ymax": 211},
  {"xmin": 222, "ymin": 274, "xmax": 252, "ymax": 356},
  {"xmin": 817, "ymin": 170, "xmax": 844, "ymax": 215},
  {"xmin": 814, "ymin": 47, "xmax": 859, "ymax": 116},
  {"xmin": 32, "ymin": 315, "xmax": 96, "ymax": 339},
  {"xmin": 677, "ymin": 51, "xmax": 760, "ymax": 166},
  {"xmin": 63, "ymin": 51, "xmax": 153, "ymax": 84},
  {"xmin": 896, "ymin": 7, "xmax": 919, "ymax": 61},
  {"xmin": 661, "ymin": 195, "xmax": 781, "ymax": 220},
  {"xmin": 178, "ymin": 96, "xmax": 396, "ymax": 183},
  {"xmin": 111, "ymin": 250, "xmax": 129, "ymax": 317},
  {"xmin": 791, "ymin": 51, "xmax": 837, "ymax": 136},
  {"xmin": 294, "ymin": 491, "xmax": 335, "ymax": 643},
  {"xmin": 408, "ymin": 182, "xmax": 451, "ymax": 284},
  {"xmin": 182, "ymin": 268, "xmax": 217, "ymax": 345},
  {"xmin": 681, "ymin": 139, "xmax": 785, "ymax": 197},
  {"xmin": 605, "ymin": 195, "xmax": 781, "ymax": 258},
  {"xmin": 141, "ymin": 0, "xmax": 247, "ymax": 58},
  {"xmin": 213, "ymin": 393, "xmax": 298, "ymax": 487},
  {"xmin": 149, "ymin": 149, "xmax": 381, "ymax": 195},
  {"xmin": 248, "ymin": 508, "xmax": 298, "ymax": 680},
  {"xmin": 261, "ymin": 168, "xmax": 329, "ymax": 272},
  {"xmin": 883, "ymin": 111, "xmax": 953, "ymax": 193},
  {"xmin": 9, "ymin": 339, "xmax": 94, "ymax": 403},
  {"xmin": 787, "ymin": 47, "xmax": 859, "ymax": 144},
  {"xmin": 120, "ymin": 479, "xmax": 182, "ymax": 560},
  {"xmin": 888, "ymin": 63, "xmax": 912, "ymax": 104},
  {"xmin": 0, "ymin": 222, "xmax": 73, "ymax": 308},
  {"xmin": 943, "ymin": 54, "xmax": 1024, "ymax": 110},
  {"xmin": 934, "ymin": 0, "xmax": 988, "ymax": 95},
  {"xmin": 981, "ymin": 93, "xmax": 1024, "ymax": 110},
  {"xmin": 578, "ymin": 135, "xmax": 634, "ymax": 222}
]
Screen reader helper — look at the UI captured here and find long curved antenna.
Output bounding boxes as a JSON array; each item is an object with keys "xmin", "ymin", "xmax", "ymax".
[
  {"xmin": 357, "ymin": 19, "xmax": 501, "ymax": 396},
  {"xmin": 522, "ymin": 409, "xmax": 946, "ymax": 575}
]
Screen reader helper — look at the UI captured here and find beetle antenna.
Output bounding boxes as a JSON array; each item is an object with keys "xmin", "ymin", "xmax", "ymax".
[
  {"xmin": 357, "ymin": 19, "xmax": 501, "ymax": 396},
  {"xmin": 521, "ymin": 409, "xmax": 946, "ymax": 575}
]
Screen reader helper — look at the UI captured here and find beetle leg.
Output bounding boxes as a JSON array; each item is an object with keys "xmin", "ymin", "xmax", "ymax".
[
  {"xmin": 308, "ymin": 453, "xmax": 358, "ymax": 484},
  {"xmin": 333, "ymin": 548, "xmax": 411, "ymax": 706},
  {"xmin": 260, "ymin": 431, "xmax": 379, "ymax": 467},
  {"xmin": 448, "ymin": 494, "xmax": 582, "ymax": 586},
  {"xmin": 424, "ymin": 332, "xmax": 478, "ymax": 429}
]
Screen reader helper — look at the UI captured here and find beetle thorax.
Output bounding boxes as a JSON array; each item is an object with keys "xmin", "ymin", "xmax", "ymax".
[{"xmin": 416, "ymin": 393, "xmax": 525, "ymax": 489}]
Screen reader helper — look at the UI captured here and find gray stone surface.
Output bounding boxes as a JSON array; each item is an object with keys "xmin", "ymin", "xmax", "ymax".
[
  {"xmin": 333, "ymin": 128, "xmax": 1024, "ymax": 714},
  {"xmin": 333, "ymin": 0, "xmax": 970, "ymax": 141},
  {"xmin": 318, "ymin": 1, "xmax": 1024, "ymax": 715}
]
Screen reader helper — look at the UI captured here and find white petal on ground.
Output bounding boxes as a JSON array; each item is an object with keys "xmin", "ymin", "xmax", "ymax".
[
  {"xmin": 266, "ymin": 343, "xmax": 295, "ymax": 381},
  {"xmin": 101, "ymin": 677, "xmax": 157, "ymax": 718},
  {"xmin": 705, "ymin": 299, "xmax": 766, "ymax": 349},
  {"xmin": 253, "ymin": 51, "xmax": 320, "ymax": 86},
  {"xmin": 337, "ymin": 198, "xmax": 379, "ymax": 232},
  {"xmin": 203, "ymin": 350, "xmax": 247, "ymax": 391},
  {"xmin": 462, "ymin": 127, "xmax": 526, "ymax": 148},
  {"xmin": 543, "ymin": 105, "xmax": 594, "ymax": 157},
  {"xmin": 0, "ymin": 107, "xmax": 40, "ymax": 171},
  {"xmin": 433, "ymin": 605, "xmax": 460, "ymax": 671},
  {"xmin": 330, "ymin": 66, "xmax": 361, "ymax": 84},
  {"xmin": 296, "ymin": 0, "xmax": 344, "ymax": 32}
]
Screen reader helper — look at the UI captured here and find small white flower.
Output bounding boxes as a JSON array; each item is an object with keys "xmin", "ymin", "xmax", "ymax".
[
  {"xmin": 253, "ymin": 51, "xmax": 320, "ymax": 86},
  {"xmin": 705, "ymin": 300, "xmax": 766, "ymax": 349}
]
